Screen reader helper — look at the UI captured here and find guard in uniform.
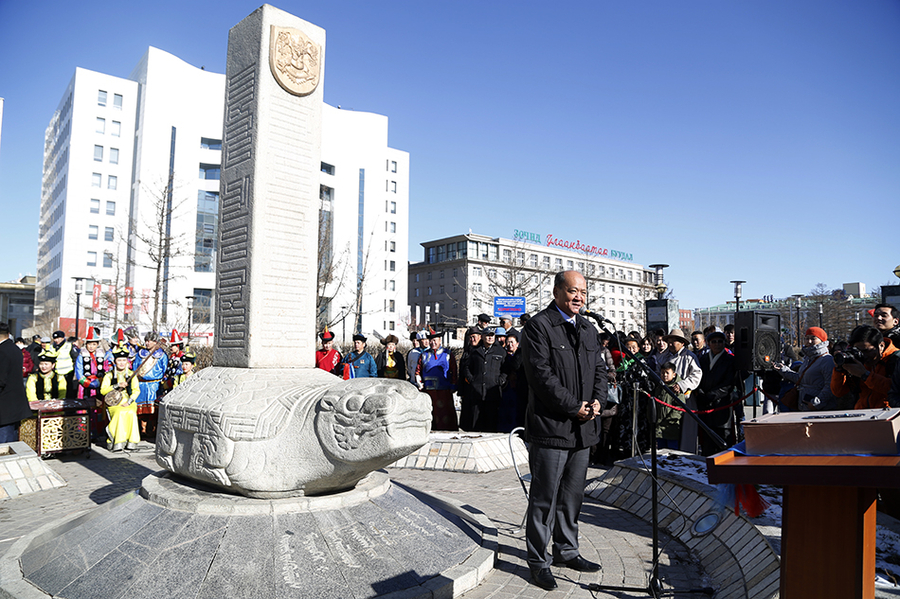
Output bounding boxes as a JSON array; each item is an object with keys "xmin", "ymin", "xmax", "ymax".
[{"xmin": 341, "ymin": 334, "xmax": 376, "ymax": 378}]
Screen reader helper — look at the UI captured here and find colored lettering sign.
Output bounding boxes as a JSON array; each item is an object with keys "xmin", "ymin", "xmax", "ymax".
[
  {"xmin": 494, "ymin": 296, "xmax": 526, "ymax": 316},
  {"xmin": 513, "ymin": 229, "xmax": 541, "ymax": 243},
  {"xmin": 544, "ymin": 234, "xmax": 633, "ymax": 262}
]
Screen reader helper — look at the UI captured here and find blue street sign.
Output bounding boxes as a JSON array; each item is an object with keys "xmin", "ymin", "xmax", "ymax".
[{"xmin": 494, "ymin": 296, "xmax": 526, "ymax": 317}]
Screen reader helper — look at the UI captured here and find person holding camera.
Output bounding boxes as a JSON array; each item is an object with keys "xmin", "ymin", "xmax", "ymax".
[
  {"xmin": 772, "ymin": 327, "xmax": 838, "ymax": 411},
  {"xmin": 831, "ymin": 325, "xmax": 899, "ymax": 410}
]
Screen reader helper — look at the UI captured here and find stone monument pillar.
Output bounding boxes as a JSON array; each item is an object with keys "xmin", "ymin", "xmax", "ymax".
[
  {"xmin": 155, "ymin": 6, "xmax": 431, "ymax": 498},
  {"xmin": 215, "ymin": 4, "xmax": 325, "ymax": 369}
]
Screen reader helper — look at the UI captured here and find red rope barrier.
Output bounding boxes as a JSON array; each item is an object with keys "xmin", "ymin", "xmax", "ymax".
[{"xmin": 644, "ymin": 387, "xmax": 756, "ymax": 414}]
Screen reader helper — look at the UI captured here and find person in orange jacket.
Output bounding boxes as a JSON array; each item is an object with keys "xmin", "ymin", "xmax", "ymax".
[{"xmin": 831, "ymin": 325, "xmax": 899, "ymax": 410}]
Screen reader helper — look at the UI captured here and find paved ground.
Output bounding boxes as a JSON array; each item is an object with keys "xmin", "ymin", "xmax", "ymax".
[{"xmin": 0, "ymin": 441, "xmax": 714, "ymax": 598}]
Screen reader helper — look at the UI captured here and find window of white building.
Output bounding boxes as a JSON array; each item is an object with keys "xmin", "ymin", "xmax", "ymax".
[
  {"xmin": 96, "ymin": 118, "xmax": 105, "ymax": 134},
  {"xmin": 88, "ymin": 225, "xmax": 98, "ymax": 240},
  {"xmin": 109, "ymin": 148, "xmax": 119, "ymax": 164}
]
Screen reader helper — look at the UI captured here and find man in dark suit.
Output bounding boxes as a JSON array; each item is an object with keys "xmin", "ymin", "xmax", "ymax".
[
  {"xmin": 521, "ymin": 271, "xmax": 607, "ymax": 590},
  {"xmin": 0, "ymin": 323, "xmax": 33, "ymax": 443},
  {"xmin": 695, "ymin": 331, "xmax": 738, "ymax": 456}
]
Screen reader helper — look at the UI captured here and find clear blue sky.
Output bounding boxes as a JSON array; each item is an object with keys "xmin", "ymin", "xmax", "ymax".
[{"xmin": 1, "ymin": 0, "xmax": 898, "ymax": 309}]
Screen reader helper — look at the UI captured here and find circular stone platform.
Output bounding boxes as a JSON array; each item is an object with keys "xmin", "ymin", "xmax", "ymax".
[{"xmin": 8, "ymin": 471, "xmax": 496, "ymax": 599}]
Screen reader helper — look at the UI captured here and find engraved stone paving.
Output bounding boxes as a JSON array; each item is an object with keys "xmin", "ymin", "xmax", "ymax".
[{"xmin": 3, "ymin": 447, "xmax": 838, "ymax": 599}]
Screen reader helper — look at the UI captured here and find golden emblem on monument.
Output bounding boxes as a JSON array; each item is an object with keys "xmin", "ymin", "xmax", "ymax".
[{"xmin": 269, "ymin": 25, "xmax": 321, "ymax": 96}]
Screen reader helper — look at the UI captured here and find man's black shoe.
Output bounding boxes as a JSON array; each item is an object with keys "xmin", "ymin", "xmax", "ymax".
[
  {"xmin": 530, "ymin": 568, "xmax": 558, "ymax": 590},
  {"xmin": 552, "ymin": 555, "xmax": 601, "ymax": 572}
]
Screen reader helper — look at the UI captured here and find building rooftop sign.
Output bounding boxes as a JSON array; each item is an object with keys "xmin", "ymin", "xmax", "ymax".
[{"xmin": 513, "ymin": 230, "xmax": 634, "ymax": 262}]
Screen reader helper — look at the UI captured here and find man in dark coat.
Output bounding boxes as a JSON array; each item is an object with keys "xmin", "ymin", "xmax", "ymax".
[
  {"xmin": 460, "ymin": 327, "xmax": 507, "ymax": 432},
  {"xmin": 0, "ymin": 323, "xmax": 33, "ymax": 443},
  {"xmin": 521, "ymin": 271, "xmax": 606, "ymax": 590},
  {"xmin": 694, "ymin": 331, "xmax": 738, "ymax": 456}
]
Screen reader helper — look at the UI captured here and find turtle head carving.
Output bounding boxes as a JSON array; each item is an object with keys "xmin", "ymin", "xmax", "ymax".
[{"xmin": 316, "ymin": 379, "xmax": 432, "ymax": 464}]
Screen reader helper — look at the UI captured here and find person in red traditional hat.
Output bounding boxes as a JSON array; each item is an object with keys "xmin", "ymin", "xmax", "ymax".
[
  {"xmin": 104, "ymin": 329, "xmax": 127, "ymax": 372},
  {"xmin": 315, "ymin": 327, "xmax": 342, "ymax": 376},
  {"xmin": 75, "ymin": 327, "xmax": 104, "ymax": 399},
  {"xmin": 76, "ymin": 327, "xmax": 107, "ymax": 442}
]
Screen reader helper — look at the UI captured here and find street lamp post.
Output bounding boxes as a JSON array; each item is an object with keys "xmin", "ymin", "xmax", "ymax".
[
  {"xmin": 73, "ymin": 277, "xmax": 86, "ymax": 340},
  {"xmin": 818, "ymin": 303, "xmax": 823, "ymax": 329},
  {"xmin": 185, "ymin": 296, "xmax": 196, "ymax": 343},
  {"xmin": 648, "ymin": 264, "xmax": 668, "ymax": 299},
  {"xmin": 731, "ymin": 280, "xmax": 745, "ymax": 315},
  {"xmin": 341, "ymin": 306, "xmax": 349, "ymax": 343},
  {"xmin": 793, "ymin": 294, "xmax": 804, "ymax": 346}
]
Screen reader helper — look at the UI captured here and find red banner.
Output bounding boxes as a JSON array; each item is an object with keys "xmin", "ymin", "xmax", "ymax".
[
  {"xmin": 92, "ymin": 284, "xmax": 101, "ymax": 311},
  {"xmin": 142, "ymin": 289, "xmax": 151, "ymax": 316},
  {"xmin": 107, "ymin": 285, "xmax": 116, "ymax": 314},
  {"xmin": 57, "ymin": 317, "xmax": 88, "ymax": 338},
  {"xmin": 124, "ymin": 287, "xmax": 133, "ymax": 315}
]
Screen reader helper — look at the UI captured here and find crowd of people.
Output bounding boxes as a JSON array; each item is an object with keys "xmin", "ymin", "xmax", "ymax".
[
  {"xmin": 315, "ymin": 314, "xmax": 531, "ymax": 434},
  {"xmin": 314, "ymin": 297, "xmax": 900, "ymax": 466},
  {"xmin": 0, "ymin": 324, "xmax": 197, "ymax": 452}
]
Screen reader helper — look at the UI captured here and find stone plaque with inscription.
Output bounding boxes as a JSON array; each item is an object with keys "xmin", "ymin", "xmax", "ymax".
[{"xmin": 214, "ymin": 4, "xmax": 325, "ymax": 369}]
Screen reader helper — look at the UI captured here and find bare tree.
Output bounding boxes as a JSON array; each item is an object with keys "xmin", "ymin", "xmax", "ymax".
[
  {"xmin": 316, "ymin": 206, "xmax": 353, "ymax": 331},
  {"xmin": 129, "ymin": 175, "xmax": 191, "ymax": 333},
  {"xmin": 352, "ymin": 232, "xmax": 377, "ymax": 335},
  {"xmin": 459, "ymin": 240, "xmax": 550, "ymax": 318}
]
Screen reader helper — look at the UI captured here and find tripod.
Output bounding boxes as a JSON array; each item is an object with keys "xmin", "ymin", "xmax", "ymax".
[{"xmin": 583, "ymin": 319, "xmax": 725, "ymax": 597}]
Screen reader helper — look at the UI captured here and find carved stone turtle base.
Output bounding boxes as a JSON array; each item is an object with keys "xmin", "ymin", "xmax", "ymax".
[{"xmin": 155, "ymin": 367, "xmax": 432, "ymax": 498}]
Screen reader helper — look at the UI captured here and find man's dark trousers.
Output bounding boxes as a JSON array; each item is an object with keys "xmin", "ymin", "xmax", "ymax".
[{"xmin": 525, "ymin": 443, "xmax": 591, "ymax": 570}]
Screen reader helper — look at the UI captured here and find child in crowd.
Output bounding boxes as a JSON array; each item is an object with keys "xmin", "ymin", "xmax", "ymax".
[{"xmin": 654, "ymin": 362, "xmax": 684, "ymax": 450}]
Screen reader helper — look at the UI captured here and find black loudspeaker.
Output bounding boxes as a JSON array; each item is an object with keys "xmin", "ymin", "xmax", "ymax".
[{"xmin": 735, "ymin": 311, "xmax": 781, "ymax": 372}]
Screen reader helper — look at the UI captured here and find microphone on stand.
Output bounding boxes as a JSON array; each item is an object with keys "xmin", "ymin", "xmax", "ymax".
[{"xmin": 578, "ymin": 306, "xmax": 614, "ymax": 325}]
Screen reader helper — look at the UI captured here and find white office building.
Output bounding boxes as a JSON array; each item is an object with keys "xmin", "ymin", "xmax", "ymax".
[
  {"xmin": 36, "ymin": 47, "xmax": 408, "ymax": 342},
  {"xmin": 408, "ymin": 232, "xmax": 657, "ymax": 335}
]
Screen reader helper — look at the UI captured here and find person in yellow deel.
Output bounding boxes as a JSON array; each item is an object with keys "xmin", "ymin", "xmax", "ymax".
[
  {"xmin": 100, "ymin": 343, "xmax": 140, "ymax": 452},
  {"xmin": 170, "ymin": 347, "xmax": 196, "ymax": 389},
  {"xmin": 25, "ymin": 351, "xmax": 67, "ymax": 402}
]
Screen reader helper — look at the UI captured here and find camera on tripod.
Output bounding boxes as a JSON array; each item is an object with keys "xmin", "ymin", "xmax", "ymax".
[{"xmin": 833, "ymin": 346, "xmax": 864, "ymax": 368}]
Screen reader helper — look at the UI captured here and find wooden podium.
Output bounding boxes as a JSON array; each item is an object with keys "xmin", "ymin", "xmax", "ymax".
[{"xmin": 707, "ymin": 451, "xmax": 900, "ymax": 599}]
